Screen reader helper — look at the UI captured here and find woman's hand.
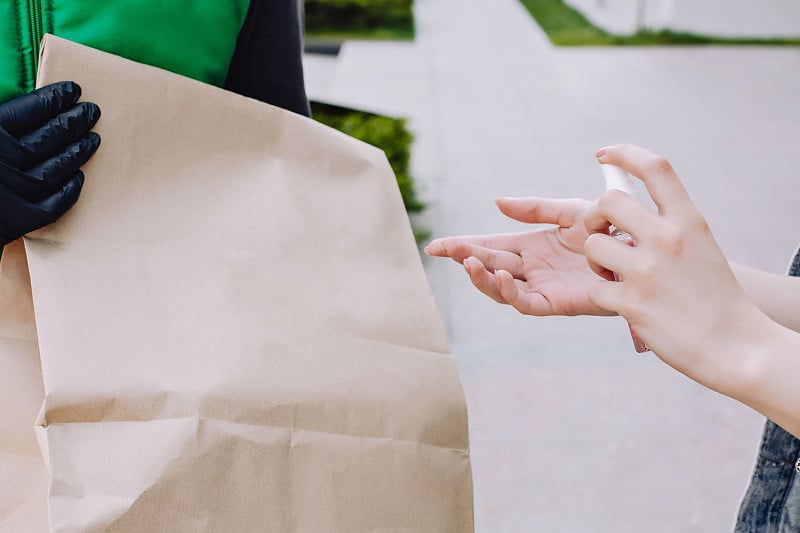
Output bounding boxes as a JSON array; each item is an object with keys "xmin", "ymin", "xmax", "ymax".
[
  {"xmin": 425, "ymin": 196, "xmax": 614, "ymax": 316},
  {"xmin": 583, "ymin": 144, "xmax": 773, "ymax": 391}
]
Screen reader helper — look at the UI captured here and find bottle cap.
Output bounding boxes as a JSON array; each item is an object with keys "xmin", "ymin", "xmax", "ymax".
[{"xmin": 601, "ymin": 164, "xmax": 636, "ymax": 195}]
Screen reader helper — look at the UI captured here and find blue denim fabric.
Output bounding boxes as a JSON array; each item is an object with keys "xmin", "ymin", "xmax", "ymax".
[
  {"xmin": 735, "ymin": 249, "xmax": 800, "ymax": 532},
  {"xmin": 735, "ymin": 421, "xmax": 800, "ymax": 532}
]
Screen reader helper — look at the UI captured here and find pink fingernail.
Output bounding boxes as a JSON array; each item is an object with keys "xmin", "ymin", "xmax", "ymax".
[
  {"xmin": 595, "ymin": 148, "xmax": 608, "ymax": 158},
  {"xmin": 628, "ymin": 324, "xmax": 649, "ymax": 354}
]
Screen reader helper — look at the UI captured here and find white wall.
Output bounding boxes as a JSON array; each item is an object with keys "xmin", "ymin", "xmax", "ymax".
[
  {"xmin": 563, "ymin": 0, "xmax": 800, "ymax": 38},
  {"xmin": 562, "ymin": 0, "xmax": 641, "ymax": 35}
]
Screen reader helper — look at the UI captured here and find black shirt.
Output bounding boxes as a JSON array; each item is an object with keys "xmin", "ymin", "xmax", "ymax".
[{"xmin": 225, "ymin": 0, "xmax": 311, "ymax": 117}]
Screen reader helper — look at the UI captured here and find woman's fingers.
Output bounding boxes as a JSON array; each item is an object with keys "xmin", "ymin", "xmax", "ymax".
[
  {"xmin": 496, "ymin": 197, "xmax": 589, "ymax": 227},
  {"xmin": 425, "ymin": 197, "xmax": 590, "ymax": 259},
  {"xmin": 463, "ymin": 259, "xmax": 552, "ymax": 315},
  {"xmin": 596, "ymin": 144, "xmax": 692, "ymax": 216},
  {"xmin": 425, "ymin": 232, "xmax": 527, "ymax": 256},
  {"xmin": 450, "ymin": 240, "xmax": 523, "ymax": 276},
  {"xmin": 495, "ymin": 269, "xmax": 552, "ymax": 316},
  {"xmin": 583, "ymin": 233, "xmax": 636, "ymax": 280},
  {"xmin": 587, "ymin": 279, "xmax": 624, "ymax": 316},
  {"xmin": 463, "ymin": 257, "xmax": 506, "ymax": 303},
  {"xmin": 583, "ymin": 189, "xmax": 660, "ymax": 243}
]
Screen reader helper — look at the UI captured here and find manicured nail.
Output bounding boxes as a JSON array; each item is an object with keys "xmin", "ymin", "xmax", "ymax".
[{"xmin": 595, "ymin": 148, "xmax": 608, "ymax": 158}]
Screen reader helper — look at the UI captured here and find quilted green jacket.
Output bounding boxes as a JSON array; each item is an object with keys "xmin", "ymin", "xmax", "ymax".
[{"xmin": 0, "ymin": 0, "xmax": 309, "ymax": 115}]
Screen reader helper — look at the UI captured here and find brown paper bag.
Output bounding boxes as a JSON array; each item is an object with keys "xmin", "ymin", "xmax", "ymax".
[
  {"xmin": 0, "ymin": 35, "xmax": 473, "ymax": 532},
  {"xmin": 0, "ymin": 240, "xmax": 49, "ymax": 532}
]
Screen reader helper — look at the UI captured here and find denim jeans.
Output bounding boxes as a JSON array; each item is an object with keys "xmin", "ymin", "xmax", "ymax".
[{"xmin": 735, "ymin": 420, "xmax": 800, "ymax": 532}]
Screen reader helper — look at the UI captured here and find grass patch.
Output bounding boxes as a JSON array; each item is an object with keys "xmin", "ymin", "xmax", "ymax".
[
  {"xmin": 305, "ymin": 27, "xmax": 415, "ymax": 42},
  {"xmin": 519, "ymin": 0, "xmax": 800, "ymax": 46},
  {"xmin": 305, "ymin": 0, "xmax": 415, "ymax": 41},
  {"xmin": 310, "ymin": 101, "xmax": 428, "ymax": 242}
]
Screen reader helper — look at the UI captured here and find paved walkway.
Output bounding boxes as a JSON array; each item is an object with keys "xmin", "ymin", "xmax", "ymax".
[{"xmin": 304, "ymin": 1, "xmax": 800, "ymax": 531}]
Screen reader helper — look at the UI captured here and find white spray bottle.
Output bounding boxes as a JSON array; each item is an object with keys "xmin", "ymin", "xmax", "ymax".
[{"xmin": 600, "ymin": 164, "xmax": 650, "ymax": 353}]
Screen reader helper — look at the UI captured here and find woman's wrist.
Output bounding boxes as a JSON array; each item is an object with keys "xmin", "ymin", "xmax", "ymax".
[
  {"xmin": 691, "ymin": 300, "xmax": 778, "ymax": 400},
  {"xmin": 712, "ymin": 309, "xmax": 800, "ymax": 437}
]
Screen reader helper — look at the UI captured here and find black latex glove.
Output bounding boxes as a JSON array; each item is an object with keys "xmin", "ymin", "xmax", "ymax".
[{"xmin": 0, "ymin": 81, "xmax": 101, "ymax": 246}]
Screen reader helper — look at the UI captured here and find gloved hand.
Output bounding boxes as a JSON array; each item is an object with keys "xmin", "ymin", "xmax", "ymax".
[{"xmin": 0, "ymin": 81, "xmax": 100, "ymax": 246}]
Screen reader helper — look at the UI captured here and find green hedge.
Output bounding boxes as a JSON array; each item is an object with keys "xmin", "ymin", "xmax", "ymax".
[
  {"xmin": 310, "ymin": 101, "xmax": 428, "ymax": 241},
  {"xmin": 305, "ymin": 0, "xmax": 414, "ymax": 39},
  {"xmin": 520, "ymin": 0, "xmax": 800, "ymax": 46}
]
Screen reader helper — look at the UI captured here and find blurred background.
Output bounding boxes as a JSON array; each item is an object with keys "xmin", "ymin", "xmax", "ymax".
[{"xmin": 302, "ymin": 1, "xmax": 800, "ymax": 531}]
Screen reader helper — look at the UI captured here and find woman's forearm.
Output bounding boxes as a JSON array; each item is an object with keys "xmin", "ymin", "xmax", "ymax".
[{"xmin": 731, "ymin": 262, "xmax": 800, "ymax": 332}]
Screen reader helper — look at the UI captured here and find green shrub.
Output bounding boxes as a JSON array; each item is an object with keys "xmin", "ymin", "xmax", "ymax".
[
  {"xmin": 310, "ymin": 101, "xmax": 428, "ymax": 241},
  {"xmin": 305, "ymin": 0, "xmax": 414, "ymax": 39}
]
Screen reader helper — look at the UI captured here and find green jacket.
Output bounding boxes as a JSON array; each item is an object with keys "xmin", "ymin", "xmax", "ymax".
[{"xmin": 1, "ymin": 0, "xmax": 251, "ymax": 104}]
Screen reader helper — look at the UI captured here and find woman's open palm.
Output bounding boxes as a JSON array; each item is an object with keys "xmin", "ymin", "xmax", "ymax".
[{"xmin": 425, "ymin": 197, "xmax": 613, "ymax": 316}]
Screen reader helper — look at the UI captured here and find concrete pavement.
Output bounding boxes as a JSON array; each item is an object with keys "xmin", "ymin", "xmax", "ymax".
[{"xmin": 303, "ymin": 1, "xmax": 800, "ymax": 530}]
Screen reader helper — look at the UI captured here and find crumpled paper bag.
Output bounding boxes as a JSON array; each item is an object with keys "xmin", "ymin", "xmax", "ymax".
[{"xmin": 0, "ymin": 35, "xmax": 473, "ymax": 532}]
